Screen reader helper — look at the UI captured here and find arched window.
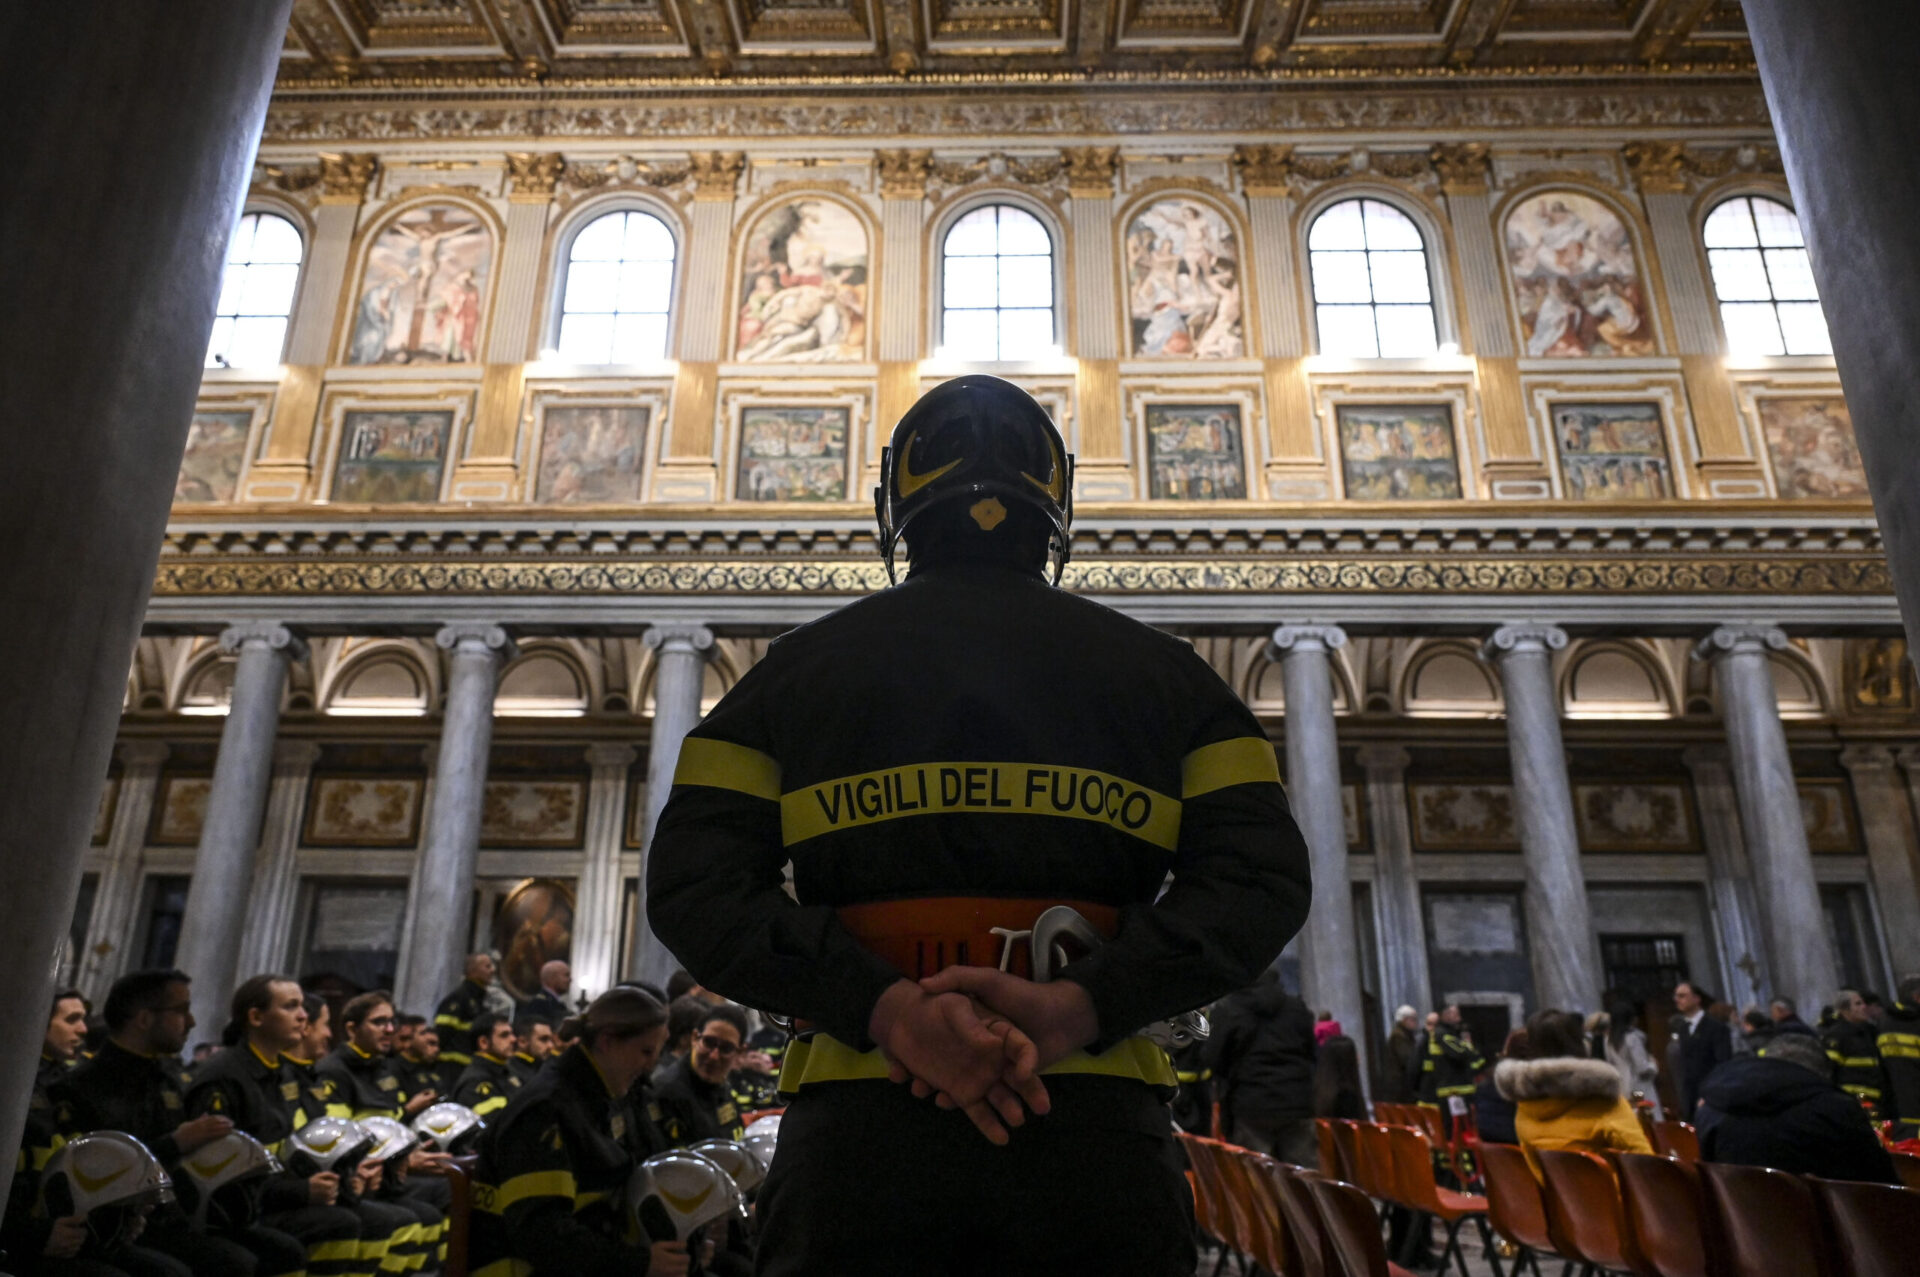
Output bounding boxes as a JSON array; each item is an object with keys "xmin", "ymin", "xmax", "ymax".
[
  {"xmin": 1307, "ymin": 198, "xmax": 1438, "ymax": 358},
  {"xmin": 939, "ymin": 204, "xmax": 1056, "ymax": 361},
  {"xmin": 555, "ymin": 209, "xmax": 677, "ymax": 364},
  {"xmin": 1703, "ymin": 196, "xmax": 1831, "ymax": 356},
  {"xmin": 206, "ymin": 211, "xmax": 303, "ymax": 368}
]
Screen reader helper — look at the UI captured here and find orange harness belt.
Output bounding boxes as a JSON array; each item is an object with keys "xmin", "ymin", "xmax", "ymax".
[{"xmin": 835, "ymin": 896, "xmax": 1119, "ymax": 980}]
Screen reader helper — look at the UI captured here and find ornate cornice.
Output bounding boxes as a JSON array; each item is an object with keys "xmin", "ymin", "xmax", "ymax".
[{"xmin": 260, "ymin": 84, "xmax": 1771, "ymax": 146}]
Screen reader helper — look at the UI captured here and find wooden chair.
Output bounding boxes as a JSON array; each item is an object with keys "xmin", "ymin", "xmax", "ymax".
[
  {"xmin": 1330, "ymin": 1120, "xmax": 1365, "ymax": 1190},
  {"xmin": 1808, "ymin": 1176, "xmax": 1920, "ymax": 1277},
  {"xmin": 1633, "ymin": 1107, "xmax": 1656, "ymax": 1150},
  {"xmin": 1185, "ymin": 1135, "xmax": 1248, "ymax": 1272},
  {"xmin": 1649, "ymin": 1120, "xmax": 1700, "ymax": 1165},
  {"xmin": 1478, "ymin": 1142, "xmax": 1558, "ymax": 1277},
  {"xmin": 1610, "ymin": 1152, "xmax": 1709, "ymax": 1277},
  {"xmin": 1384, "ymin": 1124, "xmax": 1502, "ymax": 1277},
  {"xmin": 1534, "ymin": 1149, "xmax": 1652, "ymax": 1277},
  {"xmin": 1306, "ymin": 1175, "xmax": 1419, "ymax": 1277},
  {"xmin": 1697, "ymin": 1160, "xmax": 1832, "ymax": 1277},
  {"xmin": 1889, "ymin": 1151, "xmax": 1920, "ymax": 1192},
  {"xmin": 1235, "ymin": 1149, "xmax": 1296, "ymax": 1277},
  {"xmin": 1317, "ymin": 1118, "xmax": 1347, "ymax": 1180},
  {"xmin": 1176, "ymin": 1133, "xmax": 1228, "ymax": 1260},
  {"xmin": 1217, "ymin": 1144, "xmax": 1285, "ymax": 1275},
  {"xmin": 439, "ymin": 1153, "xmax": 477, "ymax": 1277},
  {"xmin": 1270, "ymin": 1164, "xmax": 1336, "ymax": 1277},
  {"xmin": 1354, "ymin": 1121, "xmax": 1401, "ymax": 1204}
]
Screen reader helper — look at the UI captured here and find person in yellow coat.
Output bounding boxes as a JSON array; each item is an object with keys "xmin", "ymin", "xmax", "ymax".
[{"xmin": 1494, "ymin": 1009, "xmax": 1653, "ymax": 1175}]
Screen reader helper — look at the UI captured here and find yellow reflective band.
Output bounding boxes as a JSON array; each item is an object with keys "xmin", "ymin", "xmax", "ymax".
[
  {"xmin": 472, "ymin": 1094, "xmax": 509, "ymax": 1116},
  {"xmin": 777, "ymin": 1033, "xmax": 1176, "ymax": 1093},
  {"xmin": 1181, "ymin": 737, "xmax": 1281, "ymax": 799},
  {"xmin": 780, "ymin": 761, "xmax": 1180, "ymax": 850},
  {"xmin": 324, "ymin": 1102, "xmax": 353, "ymax": 1119},
  {"xmin": 488, "ymin": 1169, "xmax": 577, "ymax": 1213},
  {"xmin": 472, "ymin": 1263, "xmax": 531, "ymax": 1277},
  {"xmin": 1880, "ymin": 1038, "xmax": 1920, "ymax": 1059},
  {"xmin": 434, "ymin": 1014, "xmax": 472, "ymax": 1031},
  {"xmin": 309, "ymin": 1239, "xmax": 361, "ymax": 1262},
  {"xmin": 675, "ymin": 736, "xmax": 782, "ymax": 802}
]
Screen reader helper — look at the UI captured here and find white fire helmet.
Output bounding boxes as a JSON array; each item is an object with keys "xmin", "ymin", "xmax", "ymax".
[
  {"xmin": 628, "ymin": 1150, "xmax": 746, "ymax": 1242},
  {"xmin": 42, "ymin": 1131, "xmax": 173, "ymax": 1248},
  {"xmin": 686, "ymin": 1138, "xmax": 765, "ymax": 1193},
  {"xmin": 742, "ymin": 1122, "xmax": 779, "ymax": 1174},
  {"xmin": 413, "ymin": 1102, "xmax": 485, "ymax": 1155},
  {"xmin": 359, "ymin": 1115, "xmax": 421, "ymax": 1166},
  {"xmin": 283, "ymin": 1117, "xmax": 375, "ymax": 1178},
  {"xmin": 177, "ymin": 1131, "xmax": 279, "ymax": 1231}
]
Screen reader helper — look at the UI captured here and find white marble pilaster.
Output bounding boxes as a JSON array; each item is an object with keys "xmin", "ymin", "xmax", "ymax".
[
  {"xmin": 233, "ymin": 739, "xmax": 323, "ymax": 980},
  {"xmin": 175, "ymin": 623, "xmax": 305, "ymax": 1050},
  {"xmin": 631, "ymin": 624, "xmax": 715, "ymax": 986},
  {"xmin": 1245, "ymin": 195, "xmax": 1305, "ymax": 357},
  {"xmin": 879, "ymin": 196, "xmax": 926, "ymax": 362},
  {"xmin": 674, "ymin": 202, "xmax": 735, "ymax": 362},
  {"xmin": 1485, "ymin": 624, "xmax": 1602, "ymax": 1011},
  {"xmin": 1069, "ymin": 196, "xmax": 1119, "ymax": 359},
  {"xmin": 571, "ymin": 743, "xmax": 637, "ymax": 1001},
  {"xmin": 1695, "ymin": 625, "xmax": 1839, "ymax": 1014},
  {"xmin": 75, "ymin": 741, "xmax": 169, "ymax": 1002},
  {"xmin": 1443, "ymin": 190, "xmax": 1516, "ymax": 359},
  {"xmin": 1641, "ymin": 192, "xmax": 1723, "ymax": 356},
  {"xmin": 1682, "ymin": 744, "xmax": 1771, "ymax": 1012},
  {"xmin": 485, "ymin": 199, "xmax": 554, "ymax": 363},
  {"xmin": 1840, "ymin": 745, "xmax": 1920, "ymax": 977},
  {"xmin": 283, "ymin": 201, "xmax": 362, "ymax": 366},
  {"xmin": 395, "ymin": 624, "xmax": 516, "ymax": 1014},
  {"xmin": 1357, "ymin": 744, "xmax": 1431, "ymax": 1024},
  {"xmin": 1270, "ymin": 624, "xmax": 1366, "ymax": 1073}
]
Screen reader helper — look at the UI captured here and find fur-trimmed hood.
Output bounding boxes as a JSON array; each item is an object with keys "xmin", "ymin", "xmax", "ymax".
[{"xmin": 1494, "ymin": 1056, "xmax": 1622, "ymax": 1103}]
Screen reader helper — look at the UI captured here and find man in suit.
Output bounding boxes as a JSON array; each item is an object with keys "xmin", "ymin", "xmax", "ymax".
[
  {"xmin": 526, "ymin": 960, "xmax": 572, "ymax": 1027},
  {"xmin": 1675, "ymin": 979, "xmax": 1733, "ymax": 1117}
]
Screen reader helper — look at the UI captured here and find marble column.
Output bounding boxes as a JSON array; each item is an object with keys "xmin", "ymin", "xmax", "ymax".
[
  {"xmin": 631, "ymin": 625, "xmax": 715, "ymax": 987},
  {"xmin": 571, "ymin": 744, "xmax": 637, "ymax": 1000},
  {"xmin": 76, "ymin": 742, "xmax": 170, "ymax": 1003},
  {"xmin": 1746, "ymin": 3, "xmax": 1920, "ymax": 647},
  {"xmin": 1270, "ymin": 625, "xmax": 1366, "ymax": 1073},
  {"xmin": 1695, "ymin": 625, "xmax": 1839, "ymax": 1014},
  {"xmin": 395, "ymin": 625, "xmax": 515, "ymax": 1014},
  {"xmin": 0, "ymin": 0, "xmax": 291, "ymax": 1188},
  {"xmin": 174, "ymin": 624, "xmax": 306, "ymax": 1050},
  {"xmin": 1357, "ymin": 744, "xmax": 1431, "ymax": 1022},
  {"xmin": 1485, "ymin": 624, "xmax": 1602, "ymax": 1012},
  {"xmin": 1682, "ymin": 745, "xmax": 1772, "ymax": 1012},
  {"xmin": 233, "ymin": 740, "xmax": 324, "ymax": 980},
  {"xmin": 1839, "ymin": 745, "xmax": 1920, "ymax": 978}
]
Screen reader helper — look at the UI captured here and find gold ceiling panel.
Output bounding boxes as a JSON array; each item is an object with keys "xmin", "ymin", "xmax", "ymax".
[
  {"xmin": 335, "ymin": 0, "xmax": 504, "ymax": 49},
  {"xmin": 732, "ymin": 0, "xmax": 876, "ymax": 49},
  {"xmin": 1114, "ymin": 0, "xmax": 1255, "ymax": 46},
  {"xmin": 538, "ymin": 0, "xmax": 687, "ymax": 49},
  {"xmin": 925, "ymin": 0, "xmax": 1066, "ymax": 45}
]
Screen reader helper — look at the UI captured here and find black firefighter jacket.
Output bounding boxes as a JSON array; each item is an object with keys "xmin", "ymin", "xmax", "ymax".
[{"xmin": 645, "ymin": 558, "xmax": 1313, "ymax": 1052}]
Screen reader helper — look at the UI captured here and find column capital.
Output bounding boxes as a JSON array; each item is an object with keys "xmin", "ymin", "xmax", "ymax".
[
  {"xmin": 1429, "ymin": 142, "xmax": 1492, "ymax": 196},
  {"xmin": 1354, "ymin": 743, "xmax": 1410, "ymax": 774},
  {"xmin": 317, "ymin": 152, "xmax": 379, "ymax": 204},
  {"xmin": 876, "ymin": 148, "xmax": 932, "ymax": 201},
  {"xmin": 1269, "ymin": 623, "xmax": 1347, "ymax": 657},
  {"xmin": 689, "ymin": 152, "xmax": 746, "ymax": 202},
  {"xmin": 1232, "ymin": 143, "xmax": 1294, "ymax": 198},
  {"xmin": 218, "ymin": 621, "xmax": 307, "ymax": 660},
  {"xmin": 272, "ymin": 739, "xmax": 324, "ymax": 770},
  {"xmin": 436, "ymin": 623, "xmax": 517, "ymax": 662},
  {"xmin": 644, "ymin": 624, "xmax": 716, "ymax": 656},
  {"xmin": 114, "ymin": 739, "xmax": 171, "ymax": 769},
  {"xmin": 585, "ymin": 743, "xmax": 639, "ymax": 771},
  {"xmin": 504, "ymin": 151, "xmax": 566, "ymax": 202},
  {"xmin": 1838, "ymin": 742, "xmax": 1898, "ymax": 773},
  {"xmin": 1483, "ymin": 623, "xmax": 1568, "ymax": 660},
  {"xmin": 1693, "ymin": 624, "xmax": 1789, "ymax": 662},
  {"xmin": 1062, "ymin": 146, "xmax": 1119, "ymax": 199}
]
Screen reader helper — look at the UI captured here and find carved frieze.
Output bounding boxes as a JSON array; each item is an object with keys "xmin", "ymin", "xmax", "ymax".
[{"xmin": 560, "ymin": 154, "xmax": 695, "ymax": 192}]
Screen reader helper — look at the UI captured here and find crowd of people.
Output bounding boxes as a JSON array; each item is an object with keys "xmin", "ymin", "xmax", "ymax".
[{"xmin": 8, "ymin": 954, "xmax": 789, "ymax": 1277}]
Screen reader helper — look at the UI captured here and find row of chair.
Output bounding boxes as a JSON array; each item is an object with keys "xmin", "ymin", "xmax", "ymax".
[{"xmin": 1315, "ymin": 1119, "xmax": 1499, "ymax": 1277}]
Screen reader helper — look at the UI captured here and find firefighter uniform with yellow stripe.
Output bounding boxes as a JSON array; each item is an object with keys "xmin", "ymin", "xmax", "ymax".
[
  {"xmin": 469, "ymin": 1043, "xmax": 648, "ymax": 1276},
  {"xmin": 187, "ymin": 1043, "xmax": 365, "ymax": 1276},
  {"xmin": 1824, "ymin": 1017, "xmax": 1887, "ymax": 1118},
  {"xmin": 431, "ymin": 981, "xmax": 488, "ymax": 1070},
  {"xmin": 452, "ymin": 1052, "xmax": 524, "ymax": 1118},
  {"xmin": 1419, "ymin": 1026, "xmax": 1485, "ymax": 1113},
  {"xmin": 2, "ymin": 1054, "xmax": 72, "ymax": 1266},
  {"xmin": 647, "ymin": 376, "xmax": 1312, "ymax": 1276},
  {"xmin": 314, "ymin": 1044, "xmax": 450, "ymax": 1271},
  {"xmin": 1878, "ymin": 996, "xmax": 1919, "ymax": 1133}
]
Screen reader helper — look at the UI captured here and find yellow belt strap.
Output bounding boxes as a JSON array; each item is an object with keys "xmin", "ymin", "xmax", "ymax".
[{"xmin": 778, "ymin": 1033, "xmax": 1176, "ymax": 1094}]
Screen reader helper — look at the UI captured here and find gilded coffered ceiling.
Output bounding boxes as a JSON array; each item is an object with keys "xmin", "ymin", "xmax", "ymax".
[{"xmin": 278, "ymin": 0, "xmax": 1753, "ymax": 86}]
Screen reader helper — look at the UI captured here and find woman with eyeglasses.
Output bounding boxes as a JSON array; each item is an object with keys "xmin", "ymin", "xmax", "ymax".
[{"xmin": 653, "ymin": 1004, "xmax": 749, "ymax": 1145}]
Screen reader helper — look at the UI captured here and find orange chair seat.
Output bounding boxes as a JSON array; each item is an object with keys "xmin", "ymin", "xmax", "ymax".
[{"xmin": 1433, "ymin": 1185, "xmax": 1489, "ymax": 1216}]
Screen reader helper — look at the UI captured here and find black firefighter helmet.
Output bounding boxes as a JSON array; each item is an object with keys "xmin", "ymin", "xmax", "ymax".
[{"xmin": 874, "ymin": 375, "xmax": 1074, "ymax": 584}]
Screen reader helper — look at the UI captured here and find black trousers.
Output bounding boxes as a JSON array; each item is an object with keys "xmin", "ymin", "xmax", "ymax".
[{"xmin": 755, "ymin": 1075, "xmax": 1194, "ymax": 1277}]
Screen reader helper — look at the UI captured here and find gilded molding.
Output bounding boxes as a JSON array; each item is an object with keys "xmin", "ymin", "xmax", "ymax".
[
  {"xmin": 690, "ymin": 151, "xmax": 747, "ymax": 201},
  {"xmin": 1232, "ymin": 144, "xmax": 1293, "ymax": 197},
  {"xmin": 1063, "ymin": 146, "xmax": 1119, "ymax": 199},
  {"xmin": 876, "ymin": 148, "xmax": 933, "ymax": 200},
  {"xmin": 318, "ymin": 152, "xmax": 379, "ymax": 203},
  {"xmin": 1429, "ymin": 142, "xmax": 1491, "ymax": 196},
  {"xmin": 504, "ymin": 151, "xmax": 566, "ymax": 199},
  {"xmin": 1621, "ymin": 141, "xmax": 1689, "ymax": 195}
]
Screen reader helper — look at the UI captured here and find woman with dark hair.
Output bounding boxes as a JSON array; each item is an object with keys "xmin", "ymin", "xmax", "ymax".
[
  {"xmin": 469, "ymin": 987, "xmax": 688, "ymax": 1276},
  {"xmin": 1494, "ymin": 1009, "xmax": 1652, "ymax": 1172},
  {"xmin": 655, "ymin": 1003, "xmax": 752, "ymax": 1145},
  {"xmin": 1311, "ymin": 1035, "xmax": 1365, "ymax": 1120},
  {"xmin": 1602, "ymin": 999, "xmax": 1663, "ymax": 1119}
]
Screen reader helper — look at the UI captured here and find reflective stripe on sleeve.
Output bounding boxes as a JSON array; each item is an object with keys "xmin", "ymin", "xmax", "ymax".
[
  {"xmin": 1180, "ymin": 737, "xmax": 1281, "ymax": 799},
  {"xmin": 675, "ymin": 737, "xmax": 782, "ymax": 801},
  {"xmin": 472, "ymin": 1094, "xmax": 510, "ymax": 1116},
  {"xmin": 485, "ymin": 1169, "xmax": 578, "ymax": 1214}
]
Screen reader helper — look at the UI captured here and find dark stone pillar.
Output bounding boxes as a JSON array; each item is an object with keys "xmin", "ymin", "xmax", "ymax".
[
  {"xmin": 0, "ymin": 1, "xmax": 290, "ymax": 1185},
  {"xmin": 1745, "ymin": 3, "xmax": 1920, "ymax": 645}
]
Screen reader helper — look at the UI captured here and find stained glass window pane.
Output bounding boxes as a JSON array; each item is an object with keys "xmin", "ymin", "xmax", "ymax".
[
  {"xmin": 1317, "ymin": 305, "xmax": 1380, "ymax": 358},
  {"xmin": 558, "ymin": 210, "xmax": 676, "ymax": 362},
  {"xmin": 941, "ymin": 205, "xmax": 1058, "ymax": 361}
]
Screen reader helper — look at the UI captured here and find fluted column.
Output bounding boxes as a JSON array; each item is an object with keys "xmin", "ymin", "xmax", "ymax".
[
  {"xmin": 174, "ymin": 624, "xmax": 305, "ymax": 1050},
  {"xmin": 1270, "ymin": 625, "xmax": 1366, "ymax": 1073},
  {"xmin": 1839, "ymin": 745, "xmax": 1920, "ymax": 977},
  {"xmin": 571, "ymin": 744, "xmax": 637, "ymax": 1001},
  {"xmin": 76, "ymin": 742, "xmax": 169, "ymax": 1002},
  {"xmin": 1682, "ymin": 745, "xmax": 1771, "ymax": 1012},
  {"xmin": 630, "ymin": 625, "xmax": 715, "ymax": 986},
  {"xmin": 1695, "ymin": 625, "xmax": 1839, "ymax": 1014},
  {"xmin": 233, "ymin": 740, "xmax": 323, "ymax": 979},
  {"xmin": 1358, "ymin": 744, "xmax": 1431, "ymax": 1023},
  {"xmin": 395, "ymin": 624, "xmax": 516, "ymax": 1013},
  {"xmin": 1485, "ymin": 624, "xmax": 1602, "ymax": 1012}
]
